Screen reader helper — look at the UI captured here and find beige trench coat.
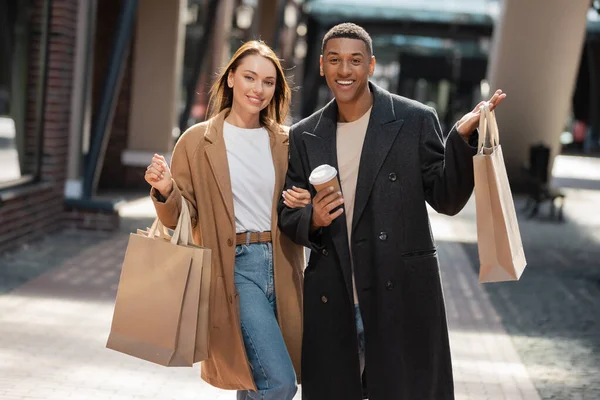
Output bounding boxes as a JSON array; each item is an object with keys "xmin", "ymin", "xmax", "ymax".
[{"xmin": 151, "ymin": 109, "xmax": 304, "ymax": 390}]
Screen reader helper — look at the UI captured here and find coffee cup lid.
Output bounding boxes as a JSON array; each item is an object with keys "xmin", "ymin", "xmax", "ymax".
[{"xmin": 309, "ymin": 164, "xmax": 338, "ymax": 185}]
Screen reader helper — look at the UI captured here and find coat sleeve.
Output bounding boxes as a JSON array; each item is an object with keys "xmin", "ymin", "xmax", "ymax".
[
  {"xmin": 420, "ymin": 106, "xmax": 478, "ymax": 216},
  {"xmin": 150, "ymin": 133, "xmax": 199, "ymax": 230},
  {"xmin": 277, "ymin": 126, "xmax": 324, "ymax": 251}
]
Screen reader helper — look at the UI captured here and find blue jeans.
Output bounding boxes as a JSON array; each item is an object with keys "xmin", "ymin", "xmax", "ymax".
[{"xmin": 234, "ymin": 243, "xmax": 297, "ymax": 400}]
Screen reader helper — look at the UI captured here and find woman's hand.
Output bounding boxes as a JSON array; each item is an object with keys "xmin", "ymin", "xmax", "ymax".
[
  {"xmin": 282, "ymin": 186, "xmax": 311, "ymax": 209},
  {"xmin": 145, "ymin": 154, "xmax": 173, "ymax": 197}
]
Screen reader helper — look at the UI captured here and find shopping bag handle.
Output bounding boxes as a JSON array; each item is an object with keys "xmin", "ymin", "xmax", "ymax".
[
  {"xmin": 148, "ymin": 197, "xmax": 195, "ymax": 246},
  {"xmin": 171, "ymin": 197, "xmax": 195, "ymax": 246},
  {"xmin": 477, "ymin": 102, "xmax": 500, "ymax": 152},
  {"xmin": 148, "ymin": 218, "xmax": 170, "ymax": 239}
]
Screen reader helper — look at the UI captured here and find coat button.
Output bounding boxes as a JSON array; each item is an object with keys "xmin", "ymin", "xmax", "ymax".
[
  {"xmin": 379, "ymin": 232, "xmax": 388, "ymax": 241},
  {"xmin": 227, "ymin": 238, "xmax": 233, "ymax": 246},
  {"xmin": 321, "ymin": 295, "xmax": 328, "ymax": 304},
  {"xmin": 322, "ymin": 248, "xmax": 329, "ymax": 256},
  {"xmin": 388, "ymin": 172, "xmax": 397, "ymax": 182},
  {"xmin": 385, "ymin": 280, "xmax": 394, "ymax": 290}
]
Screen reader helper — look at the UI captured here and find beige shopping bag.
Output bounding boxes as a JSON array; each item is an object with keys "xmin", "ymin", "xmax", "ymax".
[
  {"xmin": 473, "ymin": 104, "xmax": 527, "ymax": 283},
  {"xmin": 107, "ymin": 197, "xmax": 212, "ymax": 365}
]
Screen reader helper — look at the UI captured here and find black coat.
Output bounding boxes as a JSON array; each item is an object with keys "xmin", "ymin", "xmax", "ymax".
[{"xmin": 278, "ymin": 83, "xmax": 478, "ymax": 400}]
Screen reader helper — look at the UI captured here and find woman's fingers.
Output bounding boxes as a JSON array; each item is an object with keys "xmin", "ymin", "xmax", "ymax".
[
  {"xmin": 146, "ymin": 155, "xmax": 171, "ymax": 190},
  {"xmin": 286, "ymin": 188, "xmax": 306, "ymax": 200},
  {"xmin": 148, "ymin": 161, "xmax": 164, "ymax": 172},
  {"xmin": 147, "ymin": 165, "xmax": 163, "ymax": 177},
  {"xmin": 282, "ymin": 191, "xmax": 298, "ymax": 204},
  {"xmin": 283, "ymin": 190, "xmax": 310, "ymax": 208},
  {"xmin": 282, "ymin": 195, "xmax": 298, "ymax": 208},
  {"xmin": 291, "ymin": 186, "xmax": 311, "ymax": 199},
  {"xmin": 156, "ymin": 155, "xmax": 169, "ymax": 167},
  {"xmin": 284, "ymin": 188, "xmax": 311, "ymax": 206},
  {"xmin": 151, "ymin": 155, "xmax": 170, "ymax": 171},
  {"xmin": 145, "ymin": 169, "xmax": 161, "ymax": 180}
]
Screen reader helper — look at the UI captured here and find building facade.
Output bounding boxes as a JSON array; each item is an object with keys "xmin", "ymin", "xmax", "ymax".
[
  {"xmin": 0, "ymin": 0, "xmax": 305, "ymax": 253},
  {"xmin": 0, "ymin": 0, "xmax": 597, "ymax": 253}
]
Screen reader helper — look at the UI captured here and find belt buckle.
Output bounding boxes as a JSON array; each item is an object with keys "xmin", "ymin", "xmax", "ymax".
[{"xmin": 245, "ymin": 232, "xmax": 251, "ymax": 246}]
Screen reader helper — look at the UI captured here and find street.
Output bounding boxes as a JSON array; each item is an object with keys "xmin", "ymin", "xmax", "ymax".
[{"xmin": 0, "ymin": 155, "xmax": 599, "ymax": 399}]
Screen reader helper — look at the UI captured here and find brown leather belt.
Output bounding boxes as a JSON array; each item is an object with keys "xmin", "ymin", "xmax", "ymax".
[{"xmin": 235, "ymin": 231, "xmax": 272, "ymax": 245}]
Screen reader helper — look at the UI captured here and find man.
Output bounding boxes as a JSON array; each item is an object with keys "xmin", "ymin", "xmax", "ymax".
[{"xmin": 278, "ymin": 23, "xmax": 505, "ymax": 400}]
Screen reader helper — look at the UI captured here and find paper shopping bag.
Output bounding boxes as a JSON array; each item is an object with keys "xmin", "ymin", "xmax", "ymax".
[
  {"xmin": 473, "ymin": 104, "xmax": 527, "ymax": 283},
  {"xmin": 107, "ymin": 197, "xmax": 212, "ymax": 365}
]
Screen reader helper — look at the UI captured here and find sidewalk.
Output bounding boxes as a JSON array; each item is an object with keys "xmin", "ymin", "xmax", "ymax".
[
  {"xmin": 432, "ymin": 206, "xmax": 541, "ymax": 400},
  {"xmin": 0, "ymin": 193, "xmax": 546, "ymax": 400}
]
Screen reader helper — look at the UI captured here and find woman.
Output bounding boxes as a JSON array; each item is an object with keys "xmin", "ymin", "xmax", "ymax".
[{"xmin": 145, "ymin": 41, "xmax": 309, "ymax": 399}]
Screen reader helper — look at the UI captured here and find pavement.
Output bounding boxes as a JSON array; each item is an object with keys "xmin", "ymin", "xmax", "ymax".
[{"xmin": 0, "ymin": 155, "xmax": 598, "ymax": 400}]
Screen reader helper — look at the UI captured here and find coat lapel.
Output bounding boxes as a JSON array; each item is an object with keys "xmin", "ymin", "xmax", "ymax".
[
  {"xmin": 269, "ymin": 124, "xmax": 289, "ymax": 237},
  {"xmin": 301, "ymin": 99, "xmax": 338, "ymax": 172},
  {"xmin": 352, "ymin": 84, "xmax": 404, "ymax": 233},
  {"xmin": 303, "ymin": 99, "xmax": 355, "ymax": 303},
  {"xmin": 204, "ymin": 110, "xmax": 235, "ymax": 227}
]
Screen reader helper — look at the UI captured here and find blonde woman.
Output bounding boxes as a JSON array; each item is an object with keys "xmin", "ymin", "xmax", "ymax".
[{"xmin": 145, "ymin": 41, "xmax": 309, "ymax": 400}]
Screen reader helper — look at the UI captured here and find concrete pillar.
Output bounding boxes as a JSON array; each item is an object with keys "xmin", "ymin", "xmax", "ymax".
[
  {"xmin": 210, "ymin": 0, "xmax": 234, "ymax": 73},
  {"xmin": 253, "ymin": 0, "xmax": 281, "ymax": 46},
  {"xmin": 486, "ymin": 0, "xmax": 589, "ymax": 184},
  {"xmin": 122, "ymin": 0, "xmax": 186, "ymax": 166},
  {"xmin": 65, "ymin": 0, "xmax": 96, "ymax": 198}
]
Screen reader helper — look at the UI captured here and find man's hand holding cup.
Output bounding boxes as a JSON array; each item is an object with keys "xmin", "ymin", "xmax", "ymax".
[{"xmin": 309, "ymin": 165, "xmax": 344, "ymax": 231}]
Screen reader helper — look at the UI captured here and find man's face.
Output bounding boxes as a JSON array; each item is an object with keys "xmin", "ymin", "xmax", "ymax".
[{"xmin": 320, "ymin": 38, "xmax": 375, "ymax": 105}]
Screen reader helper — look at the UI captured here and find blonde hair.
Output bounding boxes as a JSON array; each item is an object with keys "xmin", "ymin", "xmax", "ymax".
[{"xmin": 207, "ymin": 40, "xmax": 291, "ymax": 127}]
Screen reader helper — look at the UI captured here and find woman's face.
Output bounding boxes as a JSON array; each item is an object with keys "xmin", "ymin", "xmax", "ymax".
[{"xmin": 228, "ymin": 54, "xmax": 277, "ymax": 117}]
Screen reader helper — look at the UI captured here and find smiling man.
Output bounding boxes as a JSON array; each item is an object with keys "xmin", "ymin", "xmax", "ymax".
[{"xmin": 278, "ymin": 23, "xmax": 505, "ymax": 400}]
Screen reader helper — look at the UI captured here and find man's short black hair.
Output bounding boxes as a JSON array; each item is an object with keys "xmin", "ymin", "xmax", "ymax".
[{"xmin": 321, "ymin": 23, "xmax": 373, "ymax": 56}]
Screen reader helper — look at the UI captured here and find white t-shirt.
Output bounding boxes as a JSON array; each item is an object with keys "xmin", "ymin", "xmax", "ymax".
[{"xmin": 223, "ymin": 121, "xmax": 275, "ymax": 233}]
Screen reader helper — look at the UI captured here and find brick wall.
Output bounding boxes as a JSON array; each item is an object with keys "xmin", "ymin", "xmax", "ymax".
[
  {"xmin": 63, "ymin": 208, "xmax": 121, "ymax": 231},
  {"xmin": 0, "ymin": 0, "xmax": 78, "ymax": 254}
]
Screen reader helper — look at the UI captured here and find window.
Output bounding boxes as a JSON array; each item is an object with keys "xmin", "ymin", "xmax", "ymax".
[{"xmin": 0, "ymin": 0, "xmax": 47, "ymax": 189}]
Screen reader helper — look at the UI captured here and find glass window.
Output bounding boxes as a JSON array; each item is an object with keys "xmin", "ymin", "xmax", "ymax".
[{"xmin": 0, "ymin": 0, "xmax": 43, "ymax": 189}]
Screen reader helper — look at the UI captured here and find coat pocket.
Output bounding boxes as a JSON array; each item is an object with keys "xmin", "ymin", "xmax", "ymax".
[{"xmin": 400, "ymin": 248, "xmax": 437, "ymax": 260}]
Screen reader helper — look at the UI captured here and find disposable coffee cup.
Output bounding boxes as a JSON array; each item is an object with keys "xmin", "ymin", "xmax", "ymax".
[{"xmin": 309, "ymin": 164, "xmax": 341, "ymax": 193}]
